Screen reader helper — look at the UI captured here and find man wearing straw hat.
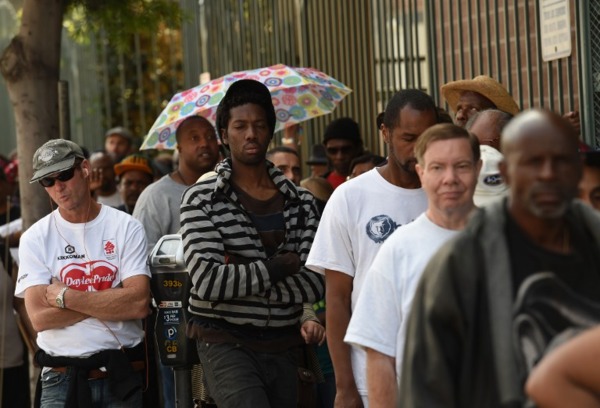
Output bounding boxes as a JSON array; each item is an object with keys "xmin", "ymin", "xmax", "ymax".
[{"xmin": 441, "ymin": 75, "xmax": 519, "ymax": 128}]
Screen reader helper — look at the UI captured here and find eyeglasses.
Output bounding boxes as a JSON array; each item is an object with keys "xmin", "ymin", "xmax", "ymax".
[
  {"xmin": 326, "ymin": 146, "xmax": 354, "ymax": 155},
  {"xmin": 39, "ymin": 167, "xmax": 77, "ymax": 188}
]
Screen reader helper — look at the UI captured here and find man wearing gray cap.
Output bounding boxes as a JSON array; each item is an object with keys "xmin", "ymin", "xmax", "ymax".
[
  {"xmin": 105, "ymin": 126, "xmax": 134, "ymax": 163},
  {"xmin": 15, "ymin": 139, "xmax": 150, "ymax": 407}
]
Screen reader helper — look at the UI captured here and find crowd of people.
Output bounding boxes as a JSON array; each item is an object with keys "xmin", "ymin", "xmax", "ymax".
[{"xmin": 2, "ymin": 72, "xmax": 600, "ymax": 408}]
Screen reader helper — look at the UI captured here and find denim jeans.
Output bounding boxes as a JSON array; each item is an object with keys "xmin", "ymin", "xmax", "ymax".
[
  {"xmin": 40, "ymin": 368, "xmax": 143, "ymax": 408},
  {"xmin": 197, "ymin": 341, "xmax": 298, "ymax": 408}
]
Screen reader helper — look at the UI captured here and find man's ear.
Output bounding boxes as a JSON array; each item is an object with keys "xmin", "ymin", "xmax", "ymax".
[
  {"xmin": 381, "ymin": 126, "xmax": 391, "ymax": 145},
  {"xmin": 415, "ymin": 162, "xmax": 424, "ymax": 181},
  {"xmin": 81, "ymin": 160, "xmax": 91, "ymax": 178},
  {"xmin": 220, "ymin": 129, "xmax": 228, "ymax": 146}
]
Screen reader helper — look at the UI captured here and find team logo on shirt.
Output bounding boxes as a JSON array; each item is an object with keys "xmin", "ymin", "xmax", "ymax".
[
  {"xmin": 103, "ymin": 239, "xmax": 117, "ymax": 260},
  {"xmin": 365, "ymin": 215, "xmax": 398, "ymax": 243},
  {"xmin": 60, "ymin": 260, "xmax": 118, "ymax": 291},
  {"xmin": 483, "ymin": 173, "xmax": 504, "ymax": 186}
]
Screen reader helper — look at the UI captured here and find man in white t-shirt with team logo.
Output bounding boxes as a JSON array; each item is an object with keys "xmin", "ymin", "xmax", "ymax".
[
  {"xmin": 345, "ymin": 124, "xmax": 482, "ymax": 407},
  {"xmin": 306, "ymin": 89, "xmax": 439, "ymax": 407},
  {"xmin": 15, "ymin": 139, "xmax": 150, "ymax": 407}
]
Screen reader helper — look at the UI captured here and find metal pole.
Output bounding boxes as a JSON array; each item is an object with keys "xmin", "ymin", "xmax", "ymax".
[
  {"xmin": 58, "ymin": 80, "xmax": 70, "ymax": 140},
  {"xmin": 3, "ymin": 196, "xmax": 10, "ymax": 281},
  {"xmin": 426, "ymin": 0, "xmax": 439, "ymax": 102},
  {"xmin": 0, "ymin": 195, "xmax": 12, "ymax": 402},
  {"xmin": 134, "ymin": 34, "xmax": 147, "ymax": 135},
  {"xmin": 180, "ymin": 0, "xmax": 201, "ymax": 87},
  {"xmin": 576, "ymin": 0, "xmax": 595, "ymax": 146},
  {"xmin": 174, "ymin": 366, "xmax": 193, "ymax": 408},
  {"xmin": 118, "ymin": 52, "xmax": 129, "ymax": 128}
]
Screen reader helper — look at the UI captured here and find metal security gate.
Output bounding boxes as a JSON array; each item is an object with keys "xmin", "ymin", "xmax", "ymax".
[
  {"xmin": 197, "ymin": 0, "xmax": 430, "ymax": 156},
  {"xmin": 427, "ymin": 1, "xmax": 579, "ymax": 120},
  {"xmin": 428, "ymin": 0, "xmax": 596, "ymax": 147},
  {"xmin": 580, "ymin": 0, "xmax": 599, "ymax": 147}
]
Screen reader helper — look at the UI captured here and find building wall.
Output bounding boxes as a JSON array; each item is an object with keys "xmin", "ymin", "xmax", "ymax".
[
  {"xmin": 197, "ymin": 0, "xmax": 588, "ymax": 155},
  {"xmin": 430, "ymin": 0, "xmax": 579, "ymax": 116}
]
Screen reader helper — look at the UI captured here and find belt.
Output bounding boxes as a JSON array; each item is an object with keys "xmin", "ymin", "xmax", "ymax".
[{"xmin": 50, "ymin": 360, "xmax": 145, "ymax": 380}]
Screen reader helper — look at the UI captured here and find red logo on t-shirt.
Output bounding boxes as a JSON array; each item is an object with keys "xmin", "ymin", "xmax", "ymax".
[
  {"xmin": 104, "ymin": 241, "xmax": 115, "ymax": 255},
  {"xmin": 60, "ymin": 260, "xmax": 118, "ymax": 291}
]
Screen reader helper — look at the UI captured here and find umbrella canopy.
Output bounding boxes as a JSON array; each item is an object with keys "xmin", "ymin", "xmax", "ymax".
[{"xmin": 140, "ymin": 64, "xmax": 352, "ymax": 150}]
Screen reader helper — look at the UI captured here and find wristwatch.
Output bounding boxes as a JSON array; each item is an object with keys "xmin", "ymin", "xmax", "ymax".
[{"xmin": 56, "ymin": 287, "xmax": 69, "ymax": 309}]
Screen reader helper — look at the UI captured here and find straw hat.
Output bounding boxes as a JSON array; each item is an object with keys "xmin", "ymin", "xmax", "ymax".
[{"xmin": 441, "ymin": 75, "xmax": 519, "ymax": 115}]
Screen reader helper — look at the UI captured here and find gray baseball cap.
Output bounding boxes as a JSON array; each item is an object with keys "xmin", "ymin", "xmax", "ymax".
[
  {"xmin": 30, "ymin": 139, "xmax": 85, "ymax": 183},
  {"xmin": 104, "ymin": 126, "xmax": 133, "ymax": 142}
]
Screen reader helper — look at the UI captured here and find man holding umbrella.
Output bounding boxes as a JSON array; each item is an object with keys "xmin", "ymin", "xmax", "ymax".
[{"xmin": 180, "ymin": 79, "xmax": 325, "ymax": 407}]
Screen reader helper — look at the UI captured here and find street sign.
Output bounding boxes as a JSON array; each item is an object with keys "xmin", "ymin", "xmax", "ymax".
[{"xmin": 540, "ymin": 0, "xmax": 572, "ymax": 62}]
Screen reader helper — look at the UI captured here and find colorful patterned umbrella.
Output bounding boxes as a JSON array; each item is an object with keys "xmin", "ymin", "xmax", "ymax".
[{"xmin": 140, "ymin": 64, "xmax": 352, "ymax": 150}]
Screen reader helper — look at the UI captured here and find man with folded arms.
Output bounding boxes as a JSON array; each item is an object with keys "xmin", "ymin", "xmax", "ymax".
[
  {"xmin": 15, "ymin": 139, "xmax": 150, "ymax": 407},
  {"xmin": 181, "ymin": 80, "xmax": 324, "ymax": 407}
]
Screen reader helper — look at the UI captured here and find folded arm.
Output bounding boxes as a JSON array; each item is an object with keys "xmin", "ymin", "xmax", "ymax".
[
  {"xmin": 45, "ymin": 275, "xmax": 150, "ymax": 322},
  {"xmin": 264, "ymin": 199, "xmax": 324, "ymax": 304},
  {"xmin": 25, "ymin": 284, "xmax": 89, "ymax": 332},
  {"xmin": 181, "ymin": 199, "xmax": 302, "ymax": 301}
]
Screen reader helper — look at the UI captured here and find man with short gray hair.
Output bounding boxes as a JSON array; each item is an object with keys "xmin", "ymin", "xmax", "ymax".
[{"xmin": 399, "ymin": 110, "xmax": 600, "ymax": 407}]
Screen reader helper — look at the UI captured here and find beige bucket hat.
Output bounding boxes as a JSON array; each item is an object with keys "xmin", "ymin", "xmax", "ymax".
[{"xmin": 441, "ymin": 75, "xmax": 519, "ymax": 115}]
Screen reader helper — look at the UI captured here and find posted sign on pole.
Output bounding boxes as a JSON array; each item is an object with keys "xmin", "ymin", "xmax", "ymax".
[{"xmin": 540, "ymin": 0, "xmax": 572, "ymax": 61}]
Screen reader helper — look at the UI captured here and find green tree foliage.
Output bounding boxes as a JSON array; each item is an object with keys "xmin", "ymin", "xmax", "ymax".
[
  {"xmin": 65, "ymin": 0, "xmax": 182, "ymax": 50},
  {"xmin": 0, "ymin": 0, "xmax": 183, "ymax": 229}
]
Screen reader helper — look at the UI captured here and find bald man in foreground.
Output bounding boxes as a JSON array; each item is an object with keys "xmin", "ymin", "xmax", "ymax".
[{"xmin": 398, "ymin": 110, "xmax": 600, "ymax": 407}]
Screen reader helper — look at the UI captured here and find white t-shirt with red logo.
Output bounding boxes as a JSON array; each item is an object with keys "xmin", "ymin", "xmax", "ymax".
[{"xmin": 15, "ymin": 205, "xmax": 150, "ymax": 357}]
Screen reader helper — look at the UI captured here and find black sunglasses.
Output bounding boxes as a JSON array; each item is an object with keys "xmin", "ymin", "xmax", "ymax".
[{"xmin": 39, "ymin": 167, "xmax": 77, "ymax": 188}]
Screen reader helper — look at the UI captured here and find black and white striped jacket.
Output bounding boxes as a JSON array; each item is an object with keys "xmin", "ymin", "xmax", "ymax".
[{"xmin": 180, "ymin": 159, "xmax": 325, "ymax": 328}]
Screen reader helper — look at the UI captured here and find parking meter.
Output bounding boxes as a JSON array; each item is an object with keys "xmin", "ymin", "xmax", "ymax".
[{"xmin": 149, "ymin": 234, "xmax": 196, "ymax": 407}]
